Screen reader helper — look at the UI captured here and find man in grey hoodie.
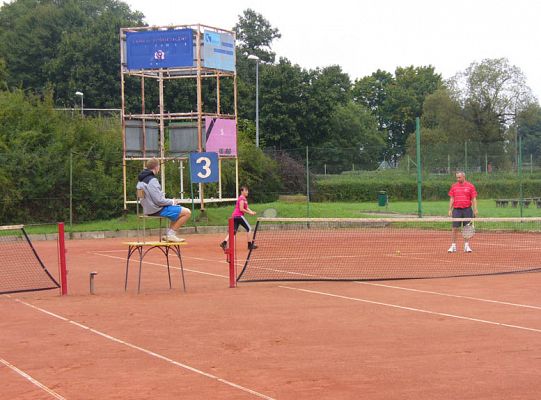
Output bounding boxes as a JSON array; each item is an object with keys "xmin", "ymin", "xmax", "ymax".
[{"xmin": 136, "ymin": 158, "xmax": 191, "ymax": 242}]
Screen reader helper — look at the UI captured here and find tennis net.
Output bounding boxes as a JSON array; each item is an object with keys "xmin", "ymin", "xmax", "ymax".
[
  {"xmin": 0, "ymin": 225, "xmax": 61, "ymax": 294},
  {"xmin": 237, "ymin": 217, "xmax": 541, "ymax": 282}
]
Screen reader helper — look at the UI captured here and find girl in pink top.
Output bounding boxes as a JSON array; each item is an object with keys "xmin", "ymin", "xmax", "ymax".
[{"xmin": 221, "ymin": 186, "xmax": 257, "ymax": 251}]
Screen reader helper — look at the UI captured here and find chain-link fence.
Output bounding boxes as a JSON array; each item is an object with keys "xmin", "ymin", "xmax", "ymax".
[{"xmin": 3, "ymin": 139, "xmax": 541, "ymax": 226}]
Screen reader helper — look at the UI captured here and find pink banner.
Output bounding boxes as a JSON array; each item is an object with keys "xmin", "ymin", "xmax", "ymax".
[{"xmin": 205, "ymin": 117, "xmax": 237, "ymax": 156}]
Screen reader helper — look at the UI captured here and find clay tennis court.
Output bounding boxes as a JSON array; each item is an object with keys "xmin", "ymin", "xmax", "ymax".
[{"xmin": 2, "ymin": 231, "xmax": 541, "ymax": 399}]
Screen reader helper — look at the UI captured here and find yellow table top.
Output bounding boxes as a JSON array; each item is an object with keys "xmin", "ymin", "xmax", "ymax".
[{"xmin": 124, "ymin": 241, "xmax": 187, "ymax": 246}]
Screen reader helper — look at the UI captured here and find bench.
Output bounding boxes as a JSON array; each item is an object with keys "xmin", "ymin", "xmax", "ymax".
[{"xmin": 496, "ymin": 198, "xmax": 541, "ymax": 208}]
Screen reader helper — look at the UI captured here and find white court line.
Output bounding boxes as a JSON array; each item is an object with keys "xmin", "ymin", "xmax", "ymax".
[
  {"xmin": 279, "ymin": 286, "xmax": 541, "ymax": 334},
  {"xmin": 355, "ymin": 282, "xmax": 541, "ymax": 310},
  {"xmin": 13, "ymin": 299, "xmax": 274, "ymax": 400},
  {"xmin": 0, "ymin": 358, "xmax": 66, "ymax": 400}
]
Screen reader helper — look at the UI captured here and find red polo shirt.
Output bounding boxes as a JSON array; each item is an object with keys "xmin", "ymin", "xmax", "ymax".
[{"xmin": 448, "ymin": 181, "xmax": 477, "ymax": 208}]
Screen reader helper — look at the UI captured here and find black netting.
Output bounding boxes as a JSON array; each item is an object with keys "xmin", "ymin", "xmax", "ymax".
[
  {"xmin": 0, "ymin": 226, "xmax": 60, "ymax": 294},
  {"xmin": 239, "ymin": 218, "xmax": 541, "ymax": 282}
]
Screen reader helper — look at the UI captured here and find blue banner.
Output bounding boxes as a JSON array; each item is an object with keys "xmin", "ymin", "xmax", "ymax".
[
  {"xmin": 190, "ymin": 152, "xmax": 219, "ymax": 183},
  {"xmin": 126, "ymin": 29, "xmax": 194, "ymax": 70}
]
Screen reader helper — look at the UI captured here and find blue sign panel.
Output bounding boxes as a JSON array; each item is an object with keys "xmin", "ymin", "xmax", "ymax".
[
  {"xmin": 203, "ymin": 30, "xmax": 235, "ymax": 72},
  {"xmin": 190, "ymin": 152, "xmax": 219, "ymax": 183},
  {"xmin": 126, "ymin": 29, "xmax": 194, "ymax": 70}
]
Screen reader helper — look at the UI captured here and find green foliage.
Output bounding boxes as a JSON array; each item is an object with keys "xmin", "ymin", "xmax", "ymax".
[
  {"xmin": 316, "ymin": 102, "xmax": 385, "ymax": 172},
  {"xmin": 353, "ymin": 66, "xmax": 443, "ymax": 160},
  {"xmin": 519, "ymin": 103, "xmax": 541, "ymax": 158},
  {"xmin": 0, "ymin": 89, "xmax": 122, "ymax": 223},
  {"xmin": 0, "ymin": 0, "xmax": 144, "ymax": 107},
  {"xmin": 234, "ymin": 8, "xmax": 281, "ymax": 63},
  {"xmin": 235, "ymin": 120, "xmax": 282, "ymax": 202},
  {"xmin": 313, "ymin": 171, "xmax": 541, "ymax": 202}
]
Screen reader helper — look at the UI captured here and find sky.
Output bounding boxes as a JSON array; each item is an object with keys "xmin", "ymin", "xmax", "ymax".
[{"xmin": 125, "ymin": 0, "xmax": 541, "ymax": 101}]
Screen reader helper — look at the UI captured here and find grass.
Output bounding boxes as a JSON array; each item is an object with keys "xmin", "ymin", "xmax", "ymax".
[{"xmin": 20, "ymin": 198, "xmax": 541, "ymax": 235}]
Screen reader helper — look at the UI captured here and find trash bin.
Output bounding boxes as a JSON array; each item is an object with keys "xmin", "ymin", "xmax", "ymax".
[{"xmin": 377, "ymin": 191, "xmax": 388, "ymax": 207}]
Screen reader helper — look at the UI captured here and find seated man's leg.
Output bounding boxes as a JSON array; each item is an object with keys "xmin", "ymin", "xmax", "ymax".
[
  {"xmin": 160, "ymin": 206, "xmax": 191, "ymax": 242},
  {"xmin": 171, "ymin": 207, "xmax": 191, "ymax": 231}
]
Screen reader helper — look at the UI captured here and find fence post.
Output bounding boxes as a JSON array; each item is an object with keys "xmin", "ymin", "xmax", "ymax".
[
  {"xmin": 415, "ymin": 117, "xmax": 422, "ymax": 218},
  {"xmin": 519, "ymin": 134, "xmax": 523, "ymax": 218},
  {"xmin": 306, "ymin": 146, "xmax": 310, "ymax": 219},
  {"xmin": 69, "ymin": 151, "xmax": 73, "ymax": 229}
]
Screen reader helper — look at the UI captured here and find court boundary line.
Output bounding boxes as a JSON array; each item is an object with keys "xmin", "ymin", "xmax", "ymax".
[
  {"xmin": 279, "ymin": 286, "xmax": 541, "ymax": 334},
  {"xmin": 12, "ymin": 298, "xmax": 275, "ymax": 400},
  {"xmin": 355, "ymin": 281, "xmax": 541, "ymax": 310},
  {"xmin": 0, "ymin": 358, "xmax": 66, "ymax": 400}
]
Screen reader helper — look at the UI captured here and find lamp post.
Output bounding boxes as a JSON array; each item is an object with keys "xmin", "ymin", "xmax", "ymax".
[
  {"xmin": 247, "ymin": 54, "xmax": 260, "ymax": 147},
  {"xmin": 75, "ymin": 91, "xmax": 84, "ymax": 117}
]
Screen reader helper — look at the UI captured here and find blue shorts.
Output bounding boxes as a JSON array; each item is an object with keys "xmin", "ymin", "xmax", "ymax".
[{"xmin": 159, "ymin": 205, "xmax": 183, "ymax": 222}]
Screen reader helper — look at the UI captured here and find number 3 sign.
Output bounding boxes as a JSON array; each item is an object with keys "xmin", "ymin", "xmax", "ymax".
[{"xmin": 189, "ymin": 152, "xmax": 219, "ymax": 183}]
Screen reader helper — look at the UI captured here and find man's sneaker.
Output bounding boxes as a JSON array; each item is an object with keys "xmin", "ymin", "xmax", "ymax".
[
  {"xmin": 464, "ymin": 243, "xmax": 473, "ymax": 253},
  {"xmin": 162, "ymin": 233, "xmax": 185, "ymax": 243},
  {"xmin": 220, "ymin": 241, "xmax": 227, "ymax": 251},
  {"xmin": 447, "ymin": 244, "xmax": 457, "ymax": 253},
  {"xmin": 248, "ymin": 242, "xmax": 258, "ymax": 250}
]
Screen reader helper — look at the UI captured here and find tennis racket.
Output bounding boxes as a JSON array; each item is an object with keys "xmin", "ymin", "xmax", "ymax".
[
  {"xmin": 462, "ymin": 221, "xmax": 475, "ymax": 239},
  {"xmin": 261, "ymin": 208, "xmax": 278, "ymax": 218}
]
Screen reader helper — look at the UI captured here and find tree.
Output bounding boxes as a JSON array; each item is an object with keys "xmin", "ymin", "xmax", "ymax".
[
  {"xmin": 258, "ymin": 58, "xmax": 309, "ymax": 149},
  {"xmin": 234, "ymin": 9, "xmax": 281, "ymax": 63},
  {"xmin": 298, "ymin": 65, "xmax": 352, "ymax": 146},
  {"xmin": 421, "ymin": 88, "xmax": 474, "ymax": 143},
  {"xmin": 518, "ymin": 103, "xmax": 541, "ymax": 159},
  {"xmin": 352, "ymin": 69, "xmax": 394, "ymax": 130},
  {"xmin": 0, "ymin": 57, "xmax": 7, "ymax": 90},
  {"xmin": 384, "ymin": 66, "xmax": 443, "ymax": 160},
  {"xmin": 353, "ymin": 66, "xmax": 443, "ymax": 162},
  {"xmin": 0, "ymin": 88, "xmax": 123, "ymax": 223},
  {"xmin": 313, "ymin": 102, "xmax": 385, "ymax": 173},
  {"xmin": 0, "ymin": 0, "xmax": 144, "ymax": 107},
  {"xmin": 448, "ymin": 58, "xmax": 536, "ymax": 143},
  {"xmin": 234, "ymin": 9, "xmax": 282, "ymax": 123}
]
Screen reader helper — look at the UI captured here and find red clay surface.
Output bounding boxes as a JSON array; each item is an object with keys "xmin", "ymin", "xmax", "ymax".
[{"xmin": 1, "ymin": 232, "xmax": 541, "ymax": 399}]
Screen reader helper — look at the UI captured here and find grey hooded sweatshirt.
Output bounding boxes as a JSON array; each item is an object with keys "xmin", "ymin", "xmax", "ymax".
[{"xmin": 136, "ymin": 169, "xmax": 174, "ymax": 215}]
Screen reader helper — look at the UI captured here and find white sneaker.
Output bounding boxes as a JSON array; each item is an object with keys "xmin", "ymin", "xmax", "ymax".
[
  {"xmin": 162, "ymin": 234, "xmax": 185, "ymax": 243},
  {"xmin": 464, "ymin": 243, "xmax": 472, "ymax": 253},
  {"xmin": 448, "ymin": 244, "xmax": 457, "ymax": 253}
]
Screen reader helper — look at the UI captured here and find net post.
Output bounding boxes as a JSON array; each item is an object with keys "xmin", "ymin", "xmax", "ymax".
[
  {"xmin": 228, "ymin": 217, "xmax": 236, "ymax": 288},
  {"xmin": 58, "ymin": 222, "xmax": 68, "ymax": 295}
]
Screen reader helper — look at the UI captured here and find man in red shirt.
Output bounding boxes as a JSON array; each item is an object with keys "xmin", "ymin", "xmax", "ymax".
[{"xmin": 448, "ymin": 171, "xmax": 478, "ymax": 253}]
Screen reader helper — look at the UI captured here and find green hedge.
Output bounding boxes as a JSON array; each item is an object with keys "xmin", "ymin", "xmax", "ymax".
[{"xmin": 313, "ymin": 174, "xmax": 541, "ymax": 202}]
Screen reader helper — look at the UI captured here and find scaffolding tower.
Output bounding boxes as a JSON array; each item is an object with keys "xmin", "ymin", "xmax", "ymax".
[{"xmin": 120, "ymin": 24, "xmax": 239, "ymax": 210}]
